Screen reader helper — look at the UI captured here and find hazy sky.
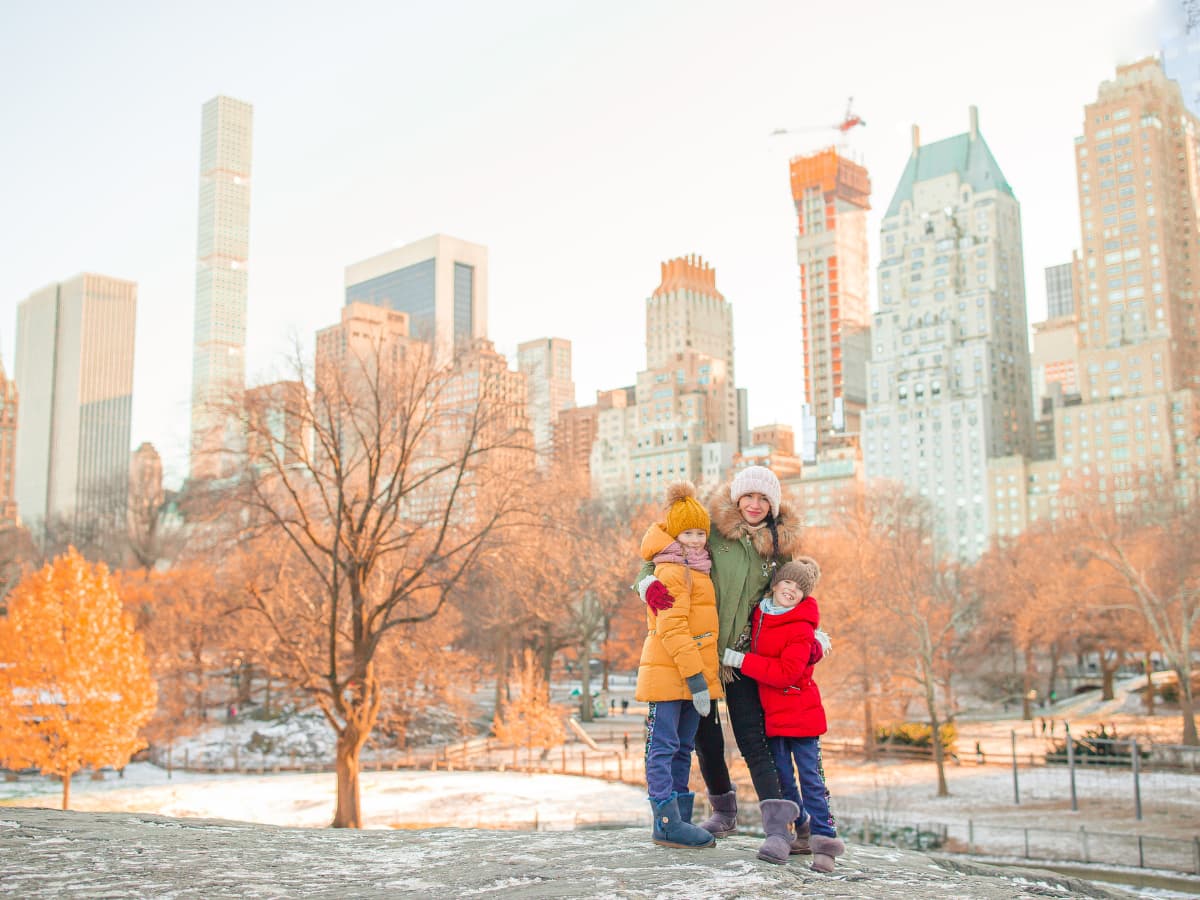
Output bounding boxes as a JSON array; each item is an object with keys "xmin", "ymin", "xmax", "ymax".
[{"xmin": 0, "ymin": 0, "xmax": 1175, "ymax": 486}]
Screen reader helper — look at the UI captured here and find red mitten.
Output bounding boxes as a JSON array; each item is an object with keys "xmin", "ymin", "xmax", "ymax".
[
  {"xmin": 645, "ymin": 580, "xmax": 676, "ymax": 615},
  {"xmin": 808, "ymin": 641, "xmax": 824, "ymax": 666}
]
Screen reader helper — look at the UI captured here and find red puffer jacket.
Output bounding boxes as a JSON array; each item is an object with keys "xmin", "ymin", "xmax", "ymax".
[{"xmin": 739, "ymin": 597, "xmax": 827, "ymax": 738}]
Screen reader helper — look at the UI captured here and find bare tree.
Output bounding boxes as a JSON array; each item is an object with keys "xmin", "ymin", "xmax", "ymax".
[
  {"xmin": 867, "ymin": 484, "xmax": 976, "ymax": 796},
  {"xmin": 975, "ymin": 522, "xmax": 1080, "ymax": 719},
  {"xmin": 219, "ymin": 334, "xmax": 537, "ymax": 827},
  {"xmin": 808, "ymin": 485, "xmax": 906, "ymax": 758},
  {"xmin": 1078, "ymin": 493, "xmax": 1200, "ymax": 745}
]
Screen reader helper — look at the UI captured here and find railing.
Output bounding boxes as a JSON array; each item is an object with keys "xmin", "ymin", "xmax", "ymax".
[{"xmin": 846, "ymin": 815, "xmax": 1200, "ymax": 877}]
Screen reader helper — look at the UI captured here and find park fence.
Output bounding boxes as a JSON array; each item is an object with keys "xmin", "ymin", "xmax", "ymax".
[
  {"xmin": 820, "ymin": 733, "xmax": 1200, "ymax": 822},
  {"xmin": 841, "ymin": 815, "xmax": 1200, "ymax": 877}
]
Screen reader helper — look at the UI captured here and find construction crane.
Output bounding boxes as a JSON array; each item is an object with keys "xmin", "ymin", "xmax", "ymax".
[{"xmin": 769, "ymin": 97, "xmax": 865, "ymax": 138}]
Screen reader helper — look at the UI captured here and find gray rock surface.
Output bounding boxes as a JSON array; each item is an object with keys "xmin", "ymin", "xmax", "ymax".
[{"xmin": 0, "ymin": 807, "xmax": 1134, "ymax": 898}]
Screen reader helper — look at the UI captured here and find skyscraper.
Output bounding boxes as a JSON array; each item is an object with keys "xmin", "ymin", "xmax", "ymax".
[
  {"xmin": 790, "ymin": 147, "xmax": 872, "ymax": 451},
  {"xmin": 1075, "ymin": 58, "xmax": 1200, "ymax": 396},
  {"xmin": 1044, "ymin": 261, "xmax": 1077, "ymax": 319},
  {"xmin": 863, "ymin": 108, "xmax": 1033, "ymax": 559},
  {"xmin": 190, "ymin": 95, "xmax": 253, "ymax": 481},
  {"xmin": 0, "ymin": 355, "xmax": 17, "ymax": 526},
  {"xmin": 14, "ymin": 274, "xmax": 137, "ymax": 529},
  {"xmin": 1162, "ymin": 1, "xmax": 1200, "ymax": 118},
  {"xmin": 517, "ymin": 337, "xmax": 574, "ymax": 467},
  {"xmin": 643, "ymin": 255, "xmax": 738, "ymax": 446},
  {"xmin": 590, "ymin": 257, "xmax": 738, "ymax": 503},
  {"xmin": 344, "ymin": 234, "xmax": 487, "ymax": 363}
]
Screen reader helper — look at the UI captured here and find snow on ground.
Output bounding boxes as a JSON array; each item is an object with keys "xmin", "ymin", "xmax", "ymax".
[{"xmin": 0, "ymin": 764, "xmax": 650, "ymax": 831}]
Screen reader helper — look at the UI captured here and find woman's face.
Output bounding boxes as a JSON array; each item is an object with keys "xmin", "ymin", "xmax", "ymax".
[{"xmin": 737, "ymin": 492, "xmax": 771, "ymax": 526}]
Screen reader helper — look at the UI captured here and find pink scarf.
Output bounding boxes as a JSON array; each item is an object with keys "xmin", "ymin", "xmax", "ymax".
[{"xmin": 652, "ymin": 541, "xmax": 712, "ymax": 574}]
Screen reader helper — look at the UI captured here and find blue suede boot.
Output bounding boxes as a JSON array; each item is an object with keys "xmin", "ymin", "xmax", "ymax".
[
  {"xmin": 676, "ymin": 791, "xmax": 696, "ymax": 824},
  {"xmin": 650, "ymin": 794, "xmax": 716, "ymax": 849}
]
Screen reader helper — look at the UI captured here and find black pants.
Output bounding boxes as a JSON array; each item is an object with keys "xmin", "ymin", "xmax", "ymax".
[{"xmin": 693, "ymin": 672, "xmax": 782, "ymax": 801}]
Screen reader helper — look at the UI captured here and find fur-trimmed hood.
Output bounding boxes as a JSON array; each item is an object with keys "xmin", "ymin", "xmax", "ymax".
[{"xmin": 706, "ymin": 481, "xmax": 802, "ymax": 561}]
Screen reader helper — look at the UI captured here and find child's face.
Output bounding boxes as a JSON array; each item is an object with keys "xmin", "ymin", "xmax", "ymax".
[
  {"xmin": 771, "ymin": 579, "xmax": 803, "ymax": 608},
  {"xmin": 677, "ymin": 528, "xmax": 708, "ymax": 550}
]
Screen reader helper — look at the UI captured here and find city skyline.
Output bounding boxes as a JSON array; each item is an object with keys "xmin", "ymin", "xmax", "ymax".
[{"xmin": 0, "ymin": 0, "xmax": 1177, "ymax": 486}]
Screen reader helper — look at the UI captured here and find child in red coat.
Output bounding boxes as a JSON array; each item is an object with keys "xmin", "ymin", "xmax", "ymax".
[{"xmin": 722, "ymin": 557, "xmax": 845, "ymax": 873}]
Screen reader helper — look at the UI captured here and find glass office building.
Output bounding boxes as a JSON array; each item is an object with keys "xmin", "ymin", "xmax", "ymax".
[{"xmin": 344, "ymin": 235, "xmax": 487, "ymax": 361}]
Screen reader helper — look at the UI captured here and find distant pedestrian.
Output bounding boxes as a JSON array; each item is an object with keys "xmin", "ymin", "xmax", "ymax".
[
  {"xmin": 975, "ymin": 741, "xmax": 984, "ymax": 765},
  {"xmin": 1040, "ymin": 718, "xmax": 1046, "ymax": 735},
  {"xmin": 227, "ymin": 704, "xmax": 238, "ymax": 722},
  {"xmin": 1050, "ymin": 719, "xmax": 1055, "ymax": 736},
  {"xmin": 621, "ymin": 698, "xmax": 629, "ymax": 715},
  {"xmin": 610, "ymin": 698, "xmax": 616, "ymax": 715},
  {"xmin": 624, "ymin": 732, "xmax": 630, "ymax": 753}
]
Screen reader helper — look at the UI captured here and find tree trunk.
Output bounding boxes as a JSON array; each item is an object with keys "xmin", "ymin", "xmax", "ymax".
[
  {"xmin": 332, "ymin": 724, "xmax": 368, "ymax": 828},
  {"xmin": 580, "ymin": 650, "xmax": 593, "ymax": 723},
  {"xmin": 492, "ymin": 640, "xmax": 510, "ymax": 724},
  {"xmin": 1021, "ymin": 643, "xmax": 1035, "ymax": 721},
  {"xmin": 1177, "ymin": 665, "xmax": 1198, "ymax": 746},
  {"xmin": 861, "ymin": 665, "xmax": 875, "ymax": 761},
  {"xmin": 1100, "ymin": 653, "xmax": 1118, "ymax": 701},
  {"xmin": 61, "ymin": 772, "xmax": 71, "ymax": 811},
  {"xmin": 1047, "ymin": 642, "xmax": 1062, "ymax": 702},
  {"xmin": 922, "ymin": 662, "xmax": 949, "ymax": 797},
  {"xmin": 1144, "ymin": 652, "xmax": 1155, "ymax": 716}
]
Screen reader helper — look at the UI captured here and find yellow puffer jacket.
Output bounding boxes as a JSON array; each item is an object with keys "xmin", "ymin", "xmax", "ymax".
[{"xmin": 634, "ymin": 523, "xmax": 724, "ymax": 703}]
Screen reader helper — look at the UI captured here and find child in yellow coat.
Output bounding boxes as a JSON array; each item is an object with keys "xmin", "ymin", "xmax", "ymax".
[{"xmin": 635, "ymin": 481, "xmax": 723, "ymax": 849}]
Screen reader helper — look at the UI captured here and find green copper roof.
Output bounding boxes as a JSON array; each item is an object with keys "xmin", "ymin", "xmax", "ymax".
[{"xmin": 885, "ymin": 130, "xmax": 1013, "ymax": 218}]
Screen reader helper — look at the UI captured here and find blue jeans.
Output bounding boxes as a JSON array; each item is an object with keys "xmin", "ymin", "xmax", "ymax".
[
  {"xmin": 645, "ymin": 700, "xmax": 700, "ymax": 801},
  {"xmin": 770, "ymin": 735, "xmax": 836, "ymax": 837}
]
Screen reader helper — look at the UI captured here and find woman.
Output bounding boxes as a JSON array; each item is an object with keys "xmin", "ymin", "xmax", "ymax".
[{"xmin": 636, "ymin": 465, "xmax": 821, "ymax": 864}]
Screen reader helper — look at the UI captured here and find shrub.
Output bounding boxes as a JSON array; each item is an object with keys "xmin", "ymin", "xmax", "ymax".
[{"xmin": 874, "ymin": 721, "xmax": 957, "ymax": 751}]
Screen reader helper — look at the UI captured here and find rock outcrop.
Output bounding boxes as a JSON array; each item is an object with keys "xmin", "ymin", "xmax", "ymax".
[{"xmin": 0, "ymin": 807, "xmax": 1133, "ymax": 898}]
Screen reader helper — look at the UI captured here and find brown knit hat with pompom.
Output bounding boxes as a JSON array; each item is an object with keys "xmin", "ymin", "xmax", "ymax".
[
  {"xmin": 663, "ymin": 481, "xmax": 711, "ymax": 538},
  {"xmin": 772, "ymin": 556, "xmax": 820, "ymax": 597}
]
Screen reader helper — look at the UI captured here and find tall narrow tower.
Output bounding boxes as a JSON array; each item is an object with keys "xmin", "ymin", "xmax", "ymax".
[
  {"xmin": 190, "ymin": 95, "xmax": 253, "ymax": 481},
  {"xmin": 790, "ymin": 148, "xmax": 871, "ymax": 455}
]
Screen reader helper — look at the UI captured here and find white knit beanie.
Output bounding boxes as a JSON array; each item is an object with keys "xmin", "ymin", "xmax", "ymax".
[{"xmin": 729, "ymin": 465, "xmax": 782, "ymax": 518}]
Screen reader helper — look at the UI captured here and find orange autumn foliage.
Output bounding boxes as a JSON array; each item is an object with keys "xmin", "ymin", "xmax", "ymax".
[{"xmin": 0, "ymin": 549, "xmax": 156, "ymax": 810}]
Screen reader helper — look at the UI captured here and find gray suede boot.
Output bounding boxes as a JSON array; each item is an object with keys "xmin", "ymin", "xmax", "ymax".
[
  {"xmin": 697, "ymin": 788, "xmax": 737, "ymax": 837},
  {"xmin": 756, "ymin": 799, "xmax": 800, "ymax": 864},
  {"xmin": 790, "ymin": 814, "xmax": 811, "ymax": 855},
  {"xmin": 810, "ymin": 834, "xmax": 846, "ymax": 873}
]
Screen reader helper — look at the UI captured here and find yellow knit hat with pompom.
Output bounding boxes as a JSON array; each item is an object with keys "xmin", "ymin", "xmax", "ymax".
[{"xmin": 663, "ymin": 481, "xmax": 710, "ymax": 538}]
